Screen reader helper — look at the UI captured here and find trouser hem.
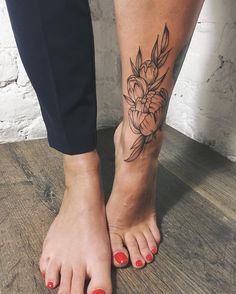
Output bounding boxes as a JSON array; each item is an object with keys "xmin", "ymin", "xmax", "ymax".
[{"xmin": 47, "ymin": 131, "xmax": 97, "ymax": 155}]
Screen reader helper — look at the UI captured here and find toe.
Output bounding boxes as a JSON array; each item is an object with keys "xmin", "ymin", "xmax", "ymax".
[
  {"xmin": 57, "ymin": 265, "xmax": 72, "ymax": 294},
  {"xmin": 44, "ymin": 258, "xmax": 61, "ymax": 289},
  {"xmin": 143, "ymin": 228, "xmax": 159, "ymax": 255},
  {"xmin": 125, "ymin": 234, "xmax": 145, "ymax": 269},
  {"xmin": 87, "ymin": 263, "xmax": 112, "ymax": 294},
  {"xmin": 110, "ymin": 233, "xmax": 129, "ymax": 267},
  {"xmin": 39, "ymin": 254, "xmax": 49, "ymax": 279},
  {"xmin": 88, "ymin": 281, "xmax": 112, "ymax": 294},
  {"xmin": 149, "ymin": 221, "xmax": 161, "ymax": 244},
  {"xmin": 70, "ymin": 267, "xmax": 85, "ymax": 294},
  {"xmin": 136, "ymin": 232, "xmax": 154, "ymax": 263}
]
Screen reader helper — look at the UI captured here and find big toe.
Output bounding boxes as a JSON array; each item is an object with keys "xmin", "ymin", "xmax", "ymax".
[
  {"xmin": 110, "ymin": 233, "xmax": 129, "ymax": 267},
  {"xmin": 87, "ymin": 262, "xmax": 112, "ymax": 294}
]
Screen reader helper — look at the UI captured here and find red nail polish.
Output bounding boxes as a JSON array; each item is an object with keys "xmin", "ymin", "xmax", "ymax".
[
  {"xmin": 114, "ymin": 252, "xmax": 128, "ymax": 265},
  {"xmin": 92, "ymin": 289, "xmax": 106, "ymax": 294},
  {"xmin": 151, "ymin": 247, "xmax": 158, "ymax": 254},
  {"xmin": 47, "ymin": 282, "xmax": 54, "ymax": 289},
  {"xmin": 41, "ymin": 272, "xmax": 45, "ymax": 278},
  {"xmin": 135, "ymin": 260, "xmax": 144, "ymax": 267},
  {"xmin": 146, "ymin": 254, "xmax": 153, "ymax": 261}
]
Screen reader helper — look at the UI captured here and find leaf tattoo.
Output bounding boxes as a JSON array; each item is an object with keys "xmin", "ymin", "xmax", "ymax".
[{"xmin": 123, "ymin": 24, "xmax": 172, "ymax": 162}]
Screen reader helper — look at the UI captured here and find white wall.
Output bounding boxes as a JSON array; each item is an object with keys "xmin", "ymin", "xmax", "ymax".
[
  {"xmin": 166, "ymin": 1, "xmax": 236, "ymax": 162},
  {"xmin": 0, "ymin": 0, "xmax": 236, "ymax": 161}
]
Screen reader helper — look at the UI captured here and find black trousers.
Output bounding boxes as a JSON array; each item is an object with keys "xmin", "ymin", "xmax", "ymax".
[{"xmin": 5, "ymin": 0, "xmax": 97, "ymax": 155}]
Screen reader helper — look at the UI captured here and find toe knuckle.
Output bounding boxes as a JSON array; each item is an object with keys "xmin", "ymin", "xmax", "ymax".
[
  {"xmin": 139, "ymin": 244, "xmax": 148, "ymax": 251},
  {"xmin": 128, "ymin": 241, "xmax": 137, "ymax": 249}
]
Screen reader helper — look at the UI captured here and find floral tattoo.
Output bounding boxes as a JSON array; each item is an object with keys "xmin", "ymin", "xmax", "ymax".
[{"xmin": 123, "ymin": 24, "xmax": 172, "ymax": 162}]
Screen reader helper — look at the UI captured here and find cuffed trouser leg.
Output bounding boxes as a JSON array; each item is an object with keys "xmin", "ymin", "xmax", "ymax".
[{"xmin": 5, "ymin": 0, "xmax": 97, "ymax": 154}]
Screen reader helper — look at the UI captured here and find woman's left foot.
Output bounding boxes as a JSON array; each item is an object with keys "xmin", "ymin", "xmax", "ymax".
[
  {"xmin": 39, "ymin": 151, "xmax": 112, "ymax": 294},
  {"xmin": 106, "ymin": 122, "xmax": 161, "ymax": 269}
]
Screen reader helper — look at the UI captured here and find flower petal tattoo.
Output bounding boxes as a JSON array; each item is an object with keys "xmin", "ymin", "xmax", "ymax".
[{"xmin": 123, "ymin": 24, "xmax": 172, "ymax": 162}]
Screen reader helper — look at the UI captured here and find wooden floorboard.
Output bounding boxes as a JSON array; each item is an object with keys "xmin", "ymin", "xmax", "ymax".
[
  {"xmin": 0, "ymin": 125, "xmax": 235, "ymax": 294},
  {"xmin": 159, "ymin": 125, "xmax": 236, "ymax": 221}
]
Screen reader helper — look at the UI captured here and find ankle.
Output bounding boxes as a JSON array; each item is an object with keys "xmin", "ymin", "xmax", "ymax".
[
  {"xmin": 63, "ymin": 150, "xmax": 101, "ymax": 186},
  {"xmin": 116, "ymin": 120, "xmax": 163, "ymax": 161}
]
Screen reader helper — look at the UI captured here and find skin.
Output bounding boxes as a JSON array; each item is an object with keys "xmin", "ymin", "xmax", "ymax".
[
  {"xmin": 39, "ymin": 0, "xmax": 204, "ymax": 292},
  {"xmin": 39, "ymin": 152, "xmax": 112, "ymax": 294},
  {"xmin": 106, "ymin": 0, "xmax": 204, "ymax": 269}
]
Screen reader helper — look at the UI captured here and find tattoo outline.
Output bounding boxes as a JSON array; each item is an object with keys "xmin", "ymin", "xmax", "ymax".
[{"xmin": 123, "ymin": 24, "xmax": 172, "ymax": 162}]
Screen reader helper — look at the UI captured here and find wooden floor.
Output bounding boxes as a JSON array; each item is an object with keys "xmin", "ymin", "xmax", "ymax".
[{"xmin": 0, "ymin": 125, "xmax": 235, "ymax": 294}]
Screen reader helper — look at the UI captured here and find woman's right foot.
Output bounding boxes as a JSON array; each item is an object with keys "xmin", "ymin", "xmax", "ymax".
[{"xmin": 39, "ymin": 151, "xmax": 112, "ymax": 294}]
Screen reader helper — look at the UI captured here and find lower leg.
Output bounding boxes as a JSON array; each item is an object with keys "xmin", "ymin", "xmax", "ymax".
[
  {"xmin": 107, "ymin": 0, "xmax": 204, "ymax": 268},
  {"xmin": 6, "ymin": 0, "xmax": 112, "ymax": 292}
]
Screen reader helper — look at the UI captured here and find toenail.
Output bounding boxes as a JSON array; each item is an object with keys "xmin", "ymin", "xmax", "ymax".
[
  {"xmin": 146, "ymin": 254, "xmax": 153, "ymax": 261},
  {"xmin": 151, "ymin": 247, "xmax": 158, "ymax": 254},
  {"xmin": 114, "ymin": 252, "xmax": 128, "ymax": 265},
  {"xmin": 135, "ymin": 260, "xmax": 144, "ymax": 267},
  {"xmin": 92, "ymin": 289, "xmax": 106, "ymax": 294},
  {"xmin": 46, "ymin": 281, "xmax": 54, "ymax": 289}
]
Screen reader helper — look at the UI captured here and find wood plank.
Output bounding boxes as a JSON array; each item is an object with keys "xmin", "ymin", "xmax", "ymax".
[
  {"xmin": 0, "ymin": 126, "xmax": 235, "ymax": 293},
  {"xmin": 0, "ymin": 182, "xmax": 57, "ymax": 294},
  {"xmin": 0, "ymin": 140, "xmax": 63, "ymax": 293},
  {"xmin": 159, "ymin": 124, "xmax": 236, "ymax": 221},
  {"xmin": 6, "ymin": 140, "xmax": 65, "ymax": 215},
  {"xmin": 0, "ymin": 144, "xmax": 30, "ymax": 185}
]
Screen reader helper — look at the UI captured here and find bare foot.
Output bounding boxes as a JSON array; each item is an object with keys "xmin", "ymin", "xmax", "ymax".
[
  {"xmin": 39, "ymin": 151, "xmax": 112, "ymax": 294},
  {"xmin": 106, "ymin": 122, "xmax": 161, "ymax": 269}
]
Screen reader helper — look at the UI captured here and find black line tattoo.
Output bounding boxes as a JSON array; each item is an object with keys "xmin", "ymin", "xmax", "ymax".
[
  {"xmin": 123, "ymin": 24, "xmax": 172, "ymax": 162},
  {"xmin": 173, "ymin": 39, "xmax": 191, "ymax": 82}
]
